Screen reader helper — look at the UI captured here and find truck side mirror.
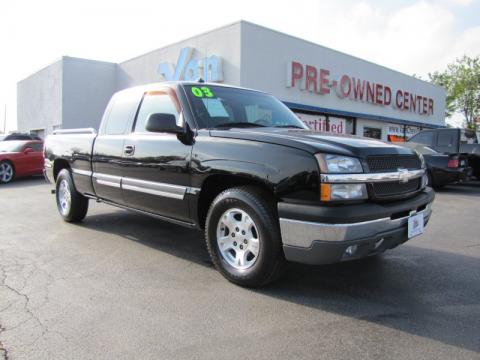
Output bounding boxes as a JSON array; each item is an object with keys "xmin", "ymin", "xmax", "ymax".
[{"xmin": 145, "ymin": 113, "xmax": 184, "ymax": 134}]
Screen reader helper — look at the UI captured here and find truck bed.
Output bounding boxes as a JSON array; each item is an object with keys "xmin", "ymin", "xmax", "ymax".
[{"xmin": 44, "ymin": 130, "xmax": 97, "ymax": 195}]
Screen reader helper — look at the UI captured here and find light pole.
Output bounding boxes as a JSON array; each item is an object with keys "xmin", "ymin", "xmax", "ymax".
[{"xmin": 3, "ymin": 104, "xmax": 6, "ymax": 134}]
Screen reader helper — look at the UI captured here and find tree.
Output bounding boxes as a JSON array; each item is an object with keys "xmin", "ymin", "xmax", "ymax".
[{"xmin": 429, "ymin": 55, "xmax": 480, "ymax": 130}]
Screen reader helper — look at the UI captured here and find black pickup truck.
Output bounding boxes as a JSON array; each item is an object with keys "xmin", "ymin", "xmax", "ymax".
[{"xmin": 45, "ymin": 82, "xmax": 434, "ymax": 287}]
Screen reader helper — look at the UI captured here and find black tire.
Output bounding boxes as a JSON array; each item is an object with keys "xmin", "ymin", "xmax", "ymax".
[
  {"xmin": 427, "ymin": 171, "xmax": 435, "ymax": 188},
  {"xmin": 0, "ymin": 160, "xmax": 15, "ymax": 184},
  {"xmin": 205, "ymin": 186, "xmax": 285, "ymax": 287},
  {"xmin": 427, "ymin": 170, "xmax": 445, "ymax": 189},
  {"xmin": 55, "ymin": 169, "xmax": 89, "ymax": 222}
]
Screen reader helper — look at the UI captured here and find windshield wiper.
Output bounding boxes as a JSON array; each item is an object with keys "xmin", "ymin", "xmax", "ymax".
[
  {"xmin": 215, "ymin": 122, "xmax": 266, "ymax": 128},
  {"xmin": 274, "ymin": 125, "xmax": 305, "ymax": 129}
]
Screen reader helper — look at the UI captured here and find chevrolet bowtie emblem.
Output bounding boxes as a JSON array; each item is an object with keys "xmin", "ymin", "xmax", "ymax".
[{"xmin": 398, "ymin": 168, "xmax": 409, "ymax": 183}]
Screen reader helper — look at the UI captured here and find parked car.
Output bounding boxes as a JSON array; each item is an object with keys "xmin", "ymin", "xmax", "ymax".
[
  {"xmin": 0, "ymin": 140, "xmax": 44, "ymax": 183},
  {"xmin": 403, "ymin": 143, "xmax": 470, "ymax": 188},
  {"xmin": 408, "ymin": 128, "xmax": 480, "ymax": 180},
  {"xmin": 0, "ymin": 133, "xmax": 42, "ymax": 141},
  {"xmin": 44, "ymin": 82, "xmax": 434, "ymax": 287}
]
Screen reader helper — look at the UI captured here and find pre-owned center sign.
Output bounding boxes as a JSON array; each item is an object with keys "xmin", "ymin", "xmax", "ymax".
[{"xmin": 286, "ymin": 61, "xmax": 434, "ymax": 116}]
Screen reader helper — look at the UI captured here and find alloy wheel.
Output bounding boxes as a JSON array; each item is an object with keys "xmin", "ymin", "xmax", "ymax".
[
  {"xmin": 216, "ymin": 208, "xmax": 260, "ymax": 270},
  {"xmin": 58, "ymin": 179, "xmax": 72, "ymax": 215},
  {"xmin": 0, "ymin": 162, "xmax": 13, "ymax": 183}
]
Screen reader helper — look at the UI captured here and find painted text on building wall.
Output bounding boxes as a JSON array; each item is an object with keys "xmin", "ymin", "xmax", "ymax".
[
  {"xmin": 158, "ymin": 47, "xmax": 223, "ymax": 82},
  {"xmin": 286, "ymin": 61, "xmax": 434, "ymax": 116}
]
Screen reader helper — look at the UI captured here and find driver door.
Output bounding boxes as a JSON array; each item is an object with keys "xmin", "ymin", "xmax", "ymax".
[{"xmin": 121, "ymin": 89, "xmax": 193, "ymax": 222}]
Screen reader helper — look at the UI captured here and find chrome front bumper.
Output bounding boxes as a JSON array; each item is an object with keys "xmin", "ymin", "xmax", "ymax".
[{"xmin": 279, "ymin": 203, "xmax": 432, "ymax": 249}]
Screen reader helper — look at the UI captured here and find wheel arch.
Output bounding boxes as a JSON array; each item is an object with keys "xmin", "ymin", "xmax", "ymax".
[
  {"xmin": 196, "ymin": 174, "xmax": 275, "ymax": 229},
  {"xmin": 53, "ymin": 158, "xmax": 71, "ymax": 181}
]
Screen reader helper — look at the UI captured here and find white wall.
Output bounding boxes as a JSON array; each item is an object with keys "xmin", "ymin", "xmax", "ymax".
[
  {"xmin": 17, "ymin": 57, "xmax": 117, "ymax": 135},
  {"xmin": 17, "ymin": 59, "xmax": 63, "ymax": 135},
  {"xmin": 62, "ymin": 57, "xmax": 117, "ymax": 130},
  {"xmin": 240, "ymin": 21, "xmax": 445, "ymax": 127},
  {"xmin": 117, "ymin": 22, "xmax": 242, "ymax": 90}
]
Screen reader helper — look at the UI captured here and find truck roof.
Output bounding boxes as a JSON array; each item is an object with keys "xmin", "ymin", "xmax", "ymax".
[{"xmin": 114, "ymin": 81, "xmax": 266, "ymax": 97}]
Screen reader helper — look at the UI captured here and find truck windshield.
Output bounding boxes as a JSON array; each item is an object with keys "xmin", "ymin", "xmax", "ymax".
[{"xmin": 184, "ymin": 85, "xmax": 308, "ymax": 130}]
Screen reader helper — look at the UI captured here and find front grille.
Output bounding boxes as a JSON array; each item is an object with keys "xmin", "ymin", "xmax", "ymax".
[
  {"xmin": 371, "ymin": 178, "xmax": 421, "ymax": 198},
  {"xmin": 366, "ymin": 155, "xmax": 421, "ymax": 173}
]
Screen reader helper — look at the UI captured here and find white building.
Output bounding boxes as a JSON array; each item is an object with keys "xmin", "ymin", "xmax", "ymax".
[{"xmin": 17, "ymin": 20, "xmax": 445, "ymax": 141}]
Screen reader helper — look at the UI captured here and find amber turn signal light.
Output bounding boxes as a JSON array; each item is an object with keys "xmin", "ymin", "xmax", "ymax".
[{"xmin": 320, "ymin": 183, "xmax": 331, "ymax": 201}]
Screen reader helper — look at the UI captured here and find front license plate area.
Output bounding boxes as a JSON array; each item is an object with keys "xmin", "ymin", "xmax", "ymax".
[{"xmin": 408, "ymin": 213, "xmax": 424, "ymax": 239}]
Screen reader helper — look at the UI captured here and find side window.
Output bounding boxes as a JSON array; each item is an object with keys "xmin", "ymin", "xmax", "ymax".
[
  {"xmin": 411, "ymin": 131, "xmax": 433, "ymax": 146},
  {"xmin": 134, "ymin": 93, "xmax": 180, "ymax": 133},
  {"xmin": 461, "ymin": 130, "xmax": 478, "ymax": 144},
  {"xmin": 437, "ymin": 132, "xmax": 453, "ymax": 147},
  {"xmin": 104, "ymin": 96, "xmax": 135, "ymax": 135},
  {"xmin": 30, "ymin": 143, "xmax": 44, "ymax": 152}
]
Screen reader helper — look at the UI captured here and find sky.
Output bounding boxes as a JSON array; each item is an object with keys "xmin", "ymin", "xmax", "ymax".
[{"xmin": 0, "ymin": 0, "xmax": 479, "ymax": 131}]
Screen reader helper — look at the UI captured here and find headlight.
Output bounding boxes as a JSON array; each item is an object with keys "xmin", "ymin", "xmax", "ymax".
[
  {"xmin": 320, "ymin": 183, "xmax": 368, "ymax": 201},
  {"xmin": 315, "ymin": 153, "xmax": 363, "ymax": 173}
]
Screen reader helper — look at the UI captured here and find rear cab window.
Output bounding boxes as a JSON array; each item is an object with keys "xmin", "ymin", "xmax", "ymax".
[
  {"xmin": 437, "ymin": 132, "xmax": 454, "ymax": 147},
  {"xmin": 101, "ymin": 91, "xmax": 141, "ymax": 135}
]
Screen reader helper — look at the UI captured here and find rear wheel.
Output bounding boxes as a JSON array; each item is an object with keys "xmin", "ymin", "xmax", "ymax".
[
  {"xmin": 0, "ymin": 161, "xmax": 14, "ymax": 184},
  {"xmin": 205, "ymin": 186, "xmax": 285, "ymax": 287},
  {"xmin": 56, "ymin": 169, "xmax": 89, "ymax": 222}
]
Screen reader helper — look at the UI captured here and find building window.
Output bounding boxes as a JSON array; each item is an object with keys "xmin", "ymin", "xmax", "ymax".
[
  {"xmin": 363, "ymin": 127, "xmax": 382, "ymax": 139},
  {"xmin": 30, "ymin": 129, "xmax": 45, "ymax": 139}
]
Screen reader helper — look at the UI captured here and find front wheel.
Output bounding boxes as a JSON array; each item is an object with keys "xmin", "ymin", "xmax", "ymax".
[
  {"xmin": 56, "ymin": 169, "xmax": 89, "ymax": 222},
  {"xmin": 0, "ymin": 161, "xmax": 14, "ymax": 184},
  {"xmin": 205, "ymin": 186, "xmax": 285, "ymax": 287}
]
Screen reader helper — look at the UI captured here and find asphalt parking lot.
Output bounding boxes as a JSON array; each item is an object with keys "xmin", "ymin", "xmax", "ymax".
[{"xmin": 0, "ymin": 178, "xmax": 479, "ymax": 360}]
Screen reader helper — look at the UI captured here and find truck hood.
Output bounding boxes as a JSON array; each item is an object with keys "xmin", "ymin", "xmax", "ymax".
[{"xmin": 210, "ymin": 128, "xmax": 414, "ymax": 157}]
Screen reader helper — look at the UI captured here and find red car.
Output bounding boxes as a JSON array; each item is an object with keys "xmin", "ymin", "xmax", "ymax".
[{"xmin": 0, "ymin": 140, "xmax": 44, "ymax": 184}]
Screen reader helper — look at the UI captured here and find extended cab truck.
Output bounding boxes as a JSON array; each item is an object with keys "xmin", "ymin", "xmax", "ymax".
[
  {"xmin": 408, "ymin": 128, "xmax": 479, "ymax": 180},
  {"xmin": 45, "ymin": 82, "xmax": 435, "ymax": 287}
]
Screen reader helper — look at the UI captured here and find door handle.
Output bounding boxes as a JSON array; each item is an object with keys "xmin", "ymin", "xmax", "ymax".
[{"xmin": 124, "ymin": 145, "xmax": 135, "ymax": 156}]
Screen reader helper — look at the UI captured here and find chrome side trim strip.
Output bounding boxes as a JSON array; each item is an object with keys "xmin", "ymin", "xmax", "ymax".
[
  {"xmin": 93, "ymin": 172, "xmax": 121, "ymax": 189},
  {"xmin": 279, "ymin": 204, "xmax": 432, "ymax": 247},
  {"xmin": 91, "ymin": 173, "xmax": 195, "ymax": 199},
  {"xmin": 122, "ymin": 177, "xmax": 186, "ymax": 200},
  {"xmin": 53, "ymin": 128, "xmax": 97, "ymax": 135},
  {"xmin": 320, "ymin": 169, "xmax": 425, "ymax": 183},
  {"xmin": 72, "ymin": 168, "xmax": 92, "ymax": 177},
  {"xmin": 186, "ymin": 187, "xmax": 201, "ymax": 195}
]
